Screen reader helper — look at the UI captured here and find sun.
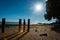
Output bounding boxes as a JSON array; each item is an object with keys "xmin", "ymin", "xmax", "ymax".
[{"xmin": 34, "ymin": 3, "xmax": 43, "ymax": 12}]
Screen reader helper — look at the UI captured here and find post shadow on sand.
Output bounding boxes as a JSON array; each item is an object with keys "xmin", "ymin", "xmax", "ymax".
[{"xmin": 51, "ymin": 23, "xmax": 60, "ymax": 33}]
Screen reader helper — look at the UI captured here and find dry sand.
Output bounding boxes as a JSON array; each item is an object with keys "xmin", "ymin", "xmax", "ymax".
[
  {"xmin": 0, "ymin": 25, "xmax": 60, "ymax": 40},
  {"xmin": 20, "ymin": 25, "xmax": 60, "ymax": 40}
]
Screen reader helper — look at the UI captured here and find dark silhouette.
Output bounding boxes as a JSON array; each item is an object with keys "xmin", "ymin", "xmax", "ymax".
[
  {"xmin": 39, "ymin": 33, "xmax": 47, "ymax": 40},
  {"xmin": 35, "ymin": 27, "xmax": 38, "ymax": 32},
  {"xmin": 23, "ymin": 19, "xmax": 26, "ymax": 32},
  {"xmin": 40, "ymin": 33, "xmax": 47, "ymax": 37},
  {"xmin": 44, "ymin": 0, "xmax": 60, "ymax": 33},
  {"xmin": 45, "ymin": 0, "xmax": 60, "ymax": 21},
  {"xmin": 2, "ymin": 18, "xmax": 5, "ymax": 33},
  {"xmin": 19, "ymin": 19, "xmax": 22, "ymax": 32},
  {"xmin": 35, "ymin": 29, "xmax": 38, "ymax": 32},
  {"xmin": 27, "ymin": 19, "xmax": 30, "ymax": 32}
]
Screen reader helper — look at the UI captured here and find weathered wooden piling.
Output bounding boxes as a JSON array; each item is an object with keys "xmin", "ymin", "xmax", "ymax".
[
  {"xmin": 19, "ymin": 19, "xmax": 22, "ymax": 32},
  {"xmin": 23, "ymin": 19, "xmax": 26, "ymax": 32},
  {"xmin": 27, "ymin": 19, "xmax": 30, "ymax": 32},
  {"xmin": 2, "ymin": 18, "xmax": 5, "ymax": 33}
]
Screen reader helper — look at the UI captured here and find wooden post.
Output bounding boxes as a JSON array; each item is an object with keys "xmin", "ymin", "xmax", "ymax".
[
  {"xmin": 23, "ymin": 19, "xmax": 25, "ymax": 32},
  {"xmin": 27, "ymin": 19, "xmax": 30, "ymax": 32},
  {"xmin": 19, "ymin": 19, "xmax": 22, "ymax": 32},
  {"xmin": 2, "ymin": 18, "xmax": 5, "ymax": 33}
]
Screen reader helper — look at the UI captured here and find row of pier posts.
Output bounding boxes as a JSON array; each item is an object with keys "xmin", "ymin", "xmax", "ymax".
[{"xmin": 1, "ymin": 18, "xmax": 30, "ymax": 33}]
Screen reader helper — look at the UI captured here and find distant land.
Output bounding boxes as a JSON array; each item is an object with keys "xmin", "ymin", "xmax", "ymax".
[
  {"xmin": 0, "ymin": 21, "xmax": 56, "ymax": 26},
  {"xmin": 0, "ymin": 22, "xmax": 19, "ymax": 26}
]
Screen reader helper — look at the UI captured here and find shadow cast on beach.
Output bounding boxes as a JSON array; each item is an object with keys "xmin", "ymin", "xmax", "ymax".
[{"xmin": 51, "ymin": 24, "xmax": 60, "ymax": 33}]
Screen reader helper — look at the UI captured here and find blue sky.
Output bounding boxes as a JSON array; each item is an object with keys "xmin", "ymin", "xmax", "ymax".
[{"xmin": 0, "ymin": 0, "xmax": 56, "ymax": 24}]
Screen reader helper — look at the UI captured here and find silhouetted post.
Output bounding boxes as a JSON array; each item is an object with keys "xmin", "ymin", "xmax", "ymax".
[
  {"xmin": 19, "ymin": 19, "xmax": 22, "ymax": 32},
  {"xmin": 27, "ymin": 19, "xmax": 30, "ymax": 32},
  {"xmin": 23, "ymin": 19, "xmax": 25, "ymax": 32},
  {"xmin": 2, "ymin": 18, "xmax": 5, "ymax": 33}
]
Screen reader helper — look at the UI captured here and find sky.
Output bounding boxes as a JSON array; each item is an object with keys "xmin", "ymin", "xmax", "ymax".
[{"xmin": 0, "ymin": 0, "xmax": 56, "ymax": 24}]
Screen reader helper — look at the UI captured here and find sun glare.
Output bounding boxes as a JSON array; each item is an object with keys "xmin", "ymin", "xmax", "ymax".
[
  {"xmin": 45, "ymin": 0, "xmax": 48, "ymax": 2},
  {"xmin": 34, "ymin": 4, "xmax": 43, "ymax": 12}
]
